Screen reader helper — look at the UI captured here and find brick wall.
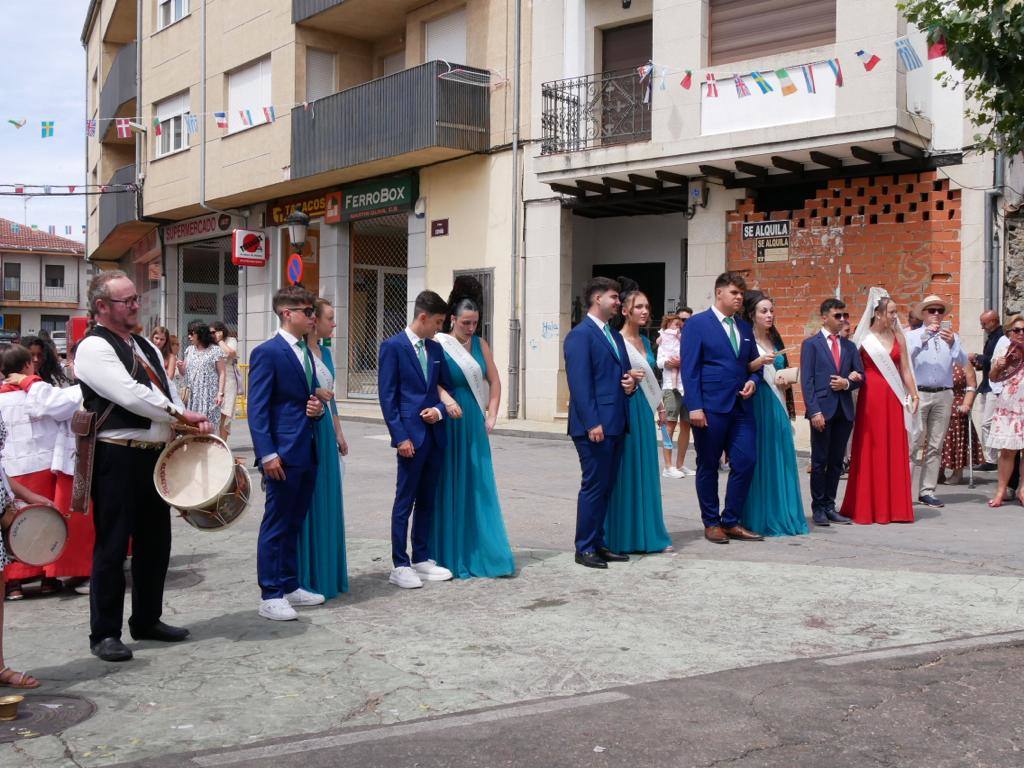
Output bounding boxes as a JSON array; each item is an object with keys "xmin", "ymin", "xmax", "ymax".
[{"xmin": 726, "ymin": 170, "xmax": 961, "ymax": 410}]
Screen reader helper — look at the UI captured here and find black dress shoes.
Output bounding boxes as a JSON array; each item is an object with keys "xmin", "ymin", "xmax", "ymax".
[
  {"xmin": 812, "ymin": 511, "xmax": 830, "ymax": 526},
  {"xmin": 91, "ymin": 637, "xmax": 133, "ymax": 662},
  {"xmin": 129, "ymin": 621, "xmax": 190, "ymax": 643},
  {"xmin": 825, "ymin": 509, "xmax": 852, "ymax": 525},
  {"xmin": 575, "ymin": 552, "xmax": 608, "ymax": 569},
  {"xmin": 974, "ymin": 462, "xmax": 998, "ymax": 472},
  {"xmin": 596, "ymin": 547, "xmax": 629, "ymax": 562}
]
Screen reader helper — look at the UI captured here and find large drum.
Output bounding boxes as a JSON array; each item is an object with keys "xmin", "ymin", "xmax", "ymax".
[
  {"xmin": 153, "ymin": 435, "xmax": 250, "ymax": 532},
  {"xmin": 2, "ymin": 503, "xmax": 68, "ymax": 566}
]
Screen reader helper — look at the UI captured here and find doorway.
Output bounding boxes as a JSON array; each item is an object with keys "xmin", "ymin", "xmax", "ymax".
[
  {"xmin": 347, "ymin": 214, "xmax": 409, "ymax": 397},
  {"xmin": 600, "ymin": 20, "xmax": 652, "ymax": 146}
]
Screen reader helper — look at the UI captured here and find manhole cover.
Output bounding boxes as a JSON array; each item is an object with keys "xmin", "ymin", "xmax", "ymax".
[{"xmin": 0, "ymin": 694, "xmax": 95, "ymax": 742}]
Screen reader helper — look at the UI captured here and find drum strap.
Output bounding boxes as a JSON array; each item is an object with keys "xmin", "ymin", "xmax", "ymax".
[{"xmin": 134, "ymin": 351, "xmax": 170, "ymax": 398}]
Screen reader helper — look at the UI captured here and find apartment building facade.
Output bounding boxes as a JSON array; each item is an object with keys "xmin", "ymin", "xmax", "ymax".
[
  {"xmin": 0, "ymin": 220, "xmax": 92, "ymax": 339},
  {"xmin": 522, "ymin": 0, "xmax": 1002, "ymax": 422},
  {"xmin": 83, "ymin": 0, "xmax": 528, "ymax": 403}
]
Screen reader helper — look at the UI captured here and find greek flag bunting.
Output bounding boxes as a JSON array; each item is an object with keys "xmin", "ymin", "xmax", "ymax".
[
  {"xmin": 185, "ymin": 113, "xmax": 199, "ymax": 135},
  {"xmin": 895, "ymin": 37, "xmax": 923, "ymax": 71},
  {"xmin": 750, "ymin": 71, "xmax": 773, "ymax": 94}
]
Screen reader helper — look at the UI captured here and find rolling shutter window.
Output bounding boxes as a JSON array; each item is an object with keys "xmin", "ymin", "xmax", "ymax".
[
  {"xmin": 306, "ymin": 48, "xmax": 336, "ymax": 103},
  {"xmin": 227, "ymin": 57, "xmax": 272, "ymax": 133},
  {"xmin": 383, "ymin": 50, "xmax": 405, "ymax": 76},
  {"xmin": 425, "ymin": 8, "xmax": 467, "ymax": 65},
  {"xmin": 709, "ymin": 0, "xmax": 836, "ymax": 66}
]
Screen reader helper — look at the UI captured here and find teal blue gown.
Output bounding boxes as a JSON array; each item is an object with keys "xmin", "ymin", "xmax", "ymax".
[
  {"xmin": 297, "ymin": 344, "xmax": 349, "ymax": 598},
  {"xmin": 605, "ymin": 336, "xmax": 672, "ymax": 554},
  {"xmin": 740, "ymin": 350, "xmax": 808, "ymax": 537},
  {"xmin": 431, "ymin": 336, "xmax": 515, "ymax": 578}
]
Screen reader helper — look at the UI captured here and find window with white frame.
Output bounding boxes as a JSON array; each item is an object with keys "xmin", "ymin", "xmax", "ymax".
[
  {"xmin": 228, "ymin": 57, "xmax": 272, "ymax": 134},
  {"xmin": 155, "ymin": 91, "xmax": 190, "ymax": 157},
  {"xmin": 158, "ymin": 0, "xmax": 188, "ymax": 30}
]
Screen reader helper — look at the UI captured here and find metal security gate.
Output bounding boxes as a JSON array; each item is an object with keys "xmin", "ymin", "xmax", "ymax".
[
  {"xmin": 348, "ymin": 214, "xmax": 408, "ymax": 397},
  {"xmin": 178, "ymin": 238, "xmax": 238, "ymax": 336}
]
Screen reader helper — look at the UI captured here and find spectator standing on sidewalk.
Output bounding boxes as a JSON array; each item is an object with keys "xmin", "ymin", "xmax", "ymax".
[{"xmin": 971, "ymin": 309, "xmax": 1004, "ymax": 471}]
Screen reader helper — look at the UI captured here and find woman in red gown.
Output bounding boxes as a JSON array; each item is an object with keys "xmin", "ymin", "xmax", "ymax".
[{"xmin": 841, "ymin": 293, "xmax": 920, "ymax": 524}]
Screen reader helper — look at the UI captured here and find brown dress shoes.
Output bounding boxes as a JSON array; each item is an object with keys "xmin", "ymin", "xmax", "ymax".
[
  {"xmin": 722, "ymin": 525, "xmax": 764, "ymax": 541},
  {"xmin": 704, "ymin": 526, "xmax": 728, "ymax": 544}
]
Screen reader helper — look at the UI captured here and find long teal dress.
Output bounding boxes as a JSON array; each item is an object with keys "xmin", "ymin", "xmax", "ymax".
[
  {"xmin": 431, "ymin": 335, "xmax": 515, "ymax": 578},
  {"xmin": 606, "ymin": 336, "xmax": 672, "ymax": 554},
  {"xmin": 740, "ymin": 345, "xmax": 808, "ymax": 536},
  {"xmin": 297, "ymin": 344, "xmax": 349, "ymax": 598}
]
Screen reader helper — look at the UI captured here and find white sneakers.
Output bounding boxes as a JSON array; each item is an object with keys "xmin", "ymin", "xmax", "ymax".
[
  {"xmin": 258, "ymin": 598, "xmax": 298, "ymax": 621},
  {"xmin": 662, "ymin": 466, "xmax": 695, "ymax": 479},
  {"xmin": 285, "ymin": 588, "xmax": 325, "ymax": 606},
  {"xmin": 389, "ymin": 560, "xmax": 454, "ymax": 589},
  {"xmin": 258, "ymin": 588, "xmax": 326, "ymax": 621}
]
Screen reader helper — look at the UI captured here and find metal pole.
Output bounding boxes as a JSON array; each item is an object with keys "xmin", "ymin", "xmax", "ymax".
[
  {"xmin": 506, "ymin": 0, "xmax": 523, "ymax": 420},
  {"xmin": 968, "ymin": 409, "xmax": 976, "ymax": 489}
]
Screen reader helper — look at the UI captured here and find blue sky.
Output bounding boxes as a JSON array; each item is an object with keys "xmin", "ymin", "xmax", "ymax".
[{"xmin": 0, "ymin": 2, "xmax": 88, "ymax": 241}]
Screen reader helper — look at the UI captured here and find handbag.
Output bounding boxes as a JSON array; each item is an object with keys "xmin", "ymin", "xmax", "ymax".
[{"xmin": 70, "ymin": 404, "xmax": 113, "ymax": 514}]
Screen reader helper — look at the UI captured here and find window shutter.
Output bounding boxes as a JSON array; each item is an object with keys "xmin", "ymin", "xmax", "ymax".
[
  {"xmin": 383, "ymin": 50, "xmax": 405, "ymax": 76},
  {"xmin": 709, "ymin": 0, "xmax": 836, "ymax": 66},
  {"xmin": 306, "ymin": 48, "xmax": 336, "ymax": 103},
  {"xmin": 155, "ymin": 91, "xmax": 188, "ymax": 123},
  {"xmin": 425, "ymin": 8, "xmax": 467, "ymax": 64},
  {"xmin": 228, "ymin": 57, "xmax": 272, "ymax": 133}
]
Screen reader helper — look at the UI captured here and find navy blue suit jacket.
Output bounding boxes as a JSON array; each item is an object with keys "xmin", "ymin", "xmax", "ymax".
[
  {"xmin": 799, "ymin": 331, "xmax": 864, "ymax": 421},
  {"xmin": 377, "ymin": 331, "xmax": 451, "ymax": 449},
  {"xmin": 248, "ymin": 332, "xmax": 320, "ymax": 467},
  {"xmin": 680, "ymin": 309, "xmax": 761, "ymax": 415},
  {"xmin": 564, "ymin": 318, "xmax": 632, "ymax": 438}
]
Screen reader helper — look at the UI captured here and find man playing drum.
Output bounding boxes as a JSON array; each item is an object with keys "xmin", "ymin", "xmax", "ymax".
[{"xmin": 75, "ymin": 272, "xmax": 212, "ymax": 662}]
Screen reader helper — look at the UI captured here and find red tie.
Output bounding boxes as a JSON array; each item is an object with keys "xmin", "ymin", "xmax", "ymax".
[{"xmin": 829, "ymin": 334, "xmax": 841, "ymax": 370}]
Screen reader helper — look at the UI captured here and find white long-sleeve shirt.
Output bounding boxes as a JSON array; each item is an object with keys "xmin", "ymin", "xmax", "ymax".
[
  {"xmin": 75, "ymin": 327, "xmax": 183, "ymax": 442},
  {"xmin": 0, "ymin": 382, "xmax": 83, "ymax": 477}
]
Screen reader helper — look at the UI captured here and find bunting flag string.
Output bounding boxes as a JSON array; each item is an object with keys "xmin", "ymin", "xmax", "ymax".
[
  {"xmin": 750, "ymin": 71, "xmax": 773, "ymax": 94},
  {"xmin": 734, "ymin": 74, "xmax": 751, "ymax": 98},
  {"xmin": 802, "ymin": 64, "xmax": 817, "ymax": 94},
  {"xmin": 856, "ymin": 49, "xmax": 881, "ymax": 71},
  {"xmin": 896, "ymin": 37, "xmax": 924, "ymax": 71},
  {"xmin": 5, "ymin": 221, "xmax": 88, "ymax": 239},
  {"xmin": 775, "ymin": 68, "xmax": 798, "ymax": 96},
  {"xmin": 7, "ymin": 119, "xmax": 25, "ymax": 129},
  {"xmin": 826, "ymin": 58, "xmax": 844, "ymax": 87},
  {"xmin": 40, "ymin": 121, "xmax": 54, "ymax": 138},
  {"xmin": 680, "ymin": 70, "xmax": 692, "ymax": 90},
  {"xmin": 185, "ymin": 113, "xmax": 199, "ymax": 135},
  {"xmin": 705, "ymin": 73, "xmax": 719, "ymax": 98},
  {"xmin": 928, "ymin": 35, "xmax": 947, "ymax": 60}
]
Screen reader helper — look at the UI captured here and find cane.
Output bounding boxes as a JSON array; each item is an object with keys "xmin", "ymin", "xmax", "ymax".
[{"xmin": 967, "ymin": 409, "xmax": 976, "ymax": 489}]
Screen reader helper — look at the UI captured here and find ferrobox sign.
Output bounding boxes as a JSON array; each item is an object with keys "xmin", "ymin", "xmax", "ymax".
[
  {"xmin": 742, "ymin": 220, "xmax": 790, "ymax": 263},
  {"xmin": 328, "ymin": 175, "xmax": 417, "ymax": 223},
  {"xmin": 231, "ymin": 229, "xmax": 267, "ymax": 267}
]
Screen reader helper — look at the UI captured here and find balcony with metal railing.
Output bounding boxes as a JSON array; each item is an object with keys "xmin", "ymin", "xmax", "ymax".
[
  {"xmin": 290, "ymin": 60, "xmax": 490, "ymax": 182},
  {"xmin": 1, "ymin": 281, "xmax": 79, "ymax": 305},
  {"xmin": 541, "ymin": 68, "xmax": 652, "ymax": 155}
]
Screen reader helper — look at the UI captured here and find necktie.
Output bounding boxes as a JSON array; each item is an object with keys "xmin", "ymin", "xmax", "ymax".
[
  {"xmin": 829, "ymin": 334, "xmax": 841, "ymax": 370},
  {"xmin": 602, "ymin": 324, "xmax": 621, "ymax": 360},
  {"xmin": 415, "ymin": 339, "xmax": 428, "ymax": 379},
  {"xmin": 724, "ymin": 316, "xmax": 740, "ymax": 356},
  {"xmin": 296, "ymin": 339, "xmax": 313, "ymax": 391}
]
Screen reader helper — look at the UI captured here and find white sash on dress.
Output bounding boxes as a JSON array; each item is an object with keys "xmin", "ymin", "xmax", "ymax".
[
  {"xmin": 435, "ymin": 333, "xmax": 489, "ymax": 416},
  {"xmin": 626, "ymin": 340, "xmax": 662, "ymax": 415},
  {"xmin": 862, "ymin": 332, "xmax": 922, "ymax": 443}
]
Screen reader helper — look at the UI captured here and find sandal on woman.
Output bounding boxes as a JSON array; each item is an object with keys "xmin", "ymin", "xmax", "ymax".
[
  {"xmin": 0, "ymin": 666, "xmax": 40, "ymax": 689},
  {"xmin": 38, "ymin": 577, "xmax": 62, "ymax": 595},
  {"xmin": 4, "ymin": 582, "xmax": 24, "ymax": 601}
]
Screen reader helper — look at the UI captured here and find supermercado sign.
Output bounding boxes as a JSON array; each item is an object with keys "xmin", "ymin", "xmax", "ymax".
[
  {"xmin": 163, "ymin": 213, "xmax": 239, "ymax": 245},
  {"xmin": 330, "ymin": 175, "xmax": 416, "ymax": 223}
]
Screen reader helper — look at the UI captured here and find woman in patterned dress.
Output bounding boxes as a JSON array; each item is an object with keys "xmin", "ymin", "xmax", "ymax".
[
  {"xmin": 179, "ymin": 321, "xmax": 225, "ymax": 428},
  {"xmin": 986, "ymin": 315, "xmax": 1024, "ymax": 507},
  {"xmin": 940, "ymin": 363, "xmax": 981, "ymax": 485},
  {"xmin": 0, "ymin": 412, "xmax": 53, "ymax": 689}
]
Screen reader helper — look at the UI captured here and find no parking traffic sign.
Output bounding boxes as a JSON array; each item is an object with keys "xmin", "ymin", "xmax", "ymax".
[{"xmin": 287, "ymin": 253, "xmax": 304, "ymax": 285}]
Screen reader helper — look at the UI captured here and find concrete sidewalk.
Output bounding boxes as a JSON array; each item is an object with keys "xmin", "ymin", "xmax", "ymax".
[{"xmin": 3, "ymin": 421, "xmax": 1020, "ymax": 767}]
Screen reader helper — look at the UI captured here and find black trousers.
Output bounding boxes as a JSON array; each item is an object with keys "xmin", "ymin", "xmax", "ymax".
[
  {"xmin": 89, "ymin": 442, "xmax": 171, "ymax": 645},
  {"xmin": 809, "ymin": 413, "xmax": 854, "ymax": 515}
]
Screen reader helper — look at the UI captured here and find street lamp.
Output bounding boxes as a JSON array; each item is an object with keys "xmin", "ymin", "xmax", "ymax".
[{"xmin": 285, "ymin": 209, "xmax": 310, "ymax": 255}]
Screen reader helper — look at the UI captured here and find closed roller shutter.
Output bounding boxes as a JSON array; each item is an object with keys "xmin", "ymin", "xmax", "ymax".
[
  {"xmin": 425, "ymin": 8, "xmax": 467, "ymax": 65},
  {"xmin": 709, "ymin": 0, "xmax": 836, "ymax": 65},
  {"xmin": 306, "ymin": 48, "xmax": 336, "ymax": 103}
]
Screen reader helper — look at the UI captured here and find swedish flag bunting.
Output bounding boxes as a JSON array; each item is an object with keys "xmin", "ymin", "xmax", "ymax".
[
  {"xmin": 40, "ymin": 121, "xmax": 54, "ymax": 137},
  {"xmin": 750, "ymin": 71, "xmax": 773, "ymax": 94}
]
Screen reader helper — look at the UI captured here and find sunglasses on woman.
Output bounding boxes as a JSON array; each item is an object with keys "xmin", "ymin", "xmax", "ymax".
[{"xmin": 1010, "ymin": 327, "xmax": 1024, "ymax": 335}]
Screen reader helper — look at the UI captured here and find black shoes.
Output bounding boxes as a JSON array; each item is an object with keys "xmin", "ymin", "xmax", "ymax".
[
  {"xmin": 918, "ymin": 495, "xmax": 945, "ymax": 509},
  {"xmin": 812, "ymin": 512, "xmax": 830, "ymax": 526},
  {"xmin": 596, "ymin": 547, "xmax": 629, "ymax": 563},
  {"xmin": 129, "ymin": 621, "xmax": 190, "ymax": 643},
  {"xmin": 575, "ymin": 552, "xmax": 608, "ymax": 569},
  {"xmin": 91, "ymin": 637, "xmax": 133, "ymax": 662},
  {"xmin": 825, "ymin": 509, "xmax": 852, "ymax": 525},
  {"xmin": 974, "ymin": 462, "xmax": 998, "ymax": 472}
]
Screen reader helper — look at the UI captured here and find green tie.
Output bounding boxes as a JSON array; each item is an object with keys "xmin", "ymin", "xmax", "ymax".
[
  {"xmin": 415, "ymin": 339, "xmax": 428, "ymax": 379},
  {"xmin": 602, "ymin": 324, "xmax": 621, "ymax": 360},
  {"xmin": 724, "ymin": 316, "xmax": 740, "ymax": 356},
  {"xmin": 296, "ymin": 338, "xmax": 314, "ymax": 391}
]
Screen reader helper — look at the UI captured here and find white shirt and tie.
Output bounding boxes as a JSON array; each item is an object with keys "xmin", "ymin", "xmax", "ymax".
[
  {"xmin": 260, "ymin": 328, "xmax": 315, "ymax": 465},
  {"xmin": 818, "ymin": 327, "xmax": 851, "ymax": 391},
  {"xmin": 403, "ymin": 327, "xmax": 443, "ymax": 422},
  {"xmin": 710, "ymin": 305, "xmax": 741, "ymax": 354}
]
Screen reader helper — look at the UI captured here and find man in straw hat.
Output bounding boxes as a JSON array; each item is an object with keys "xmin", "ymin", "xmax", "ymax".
[{"xmin": 905, "ymin": 294, "xmax": 967, "ymax": 508}]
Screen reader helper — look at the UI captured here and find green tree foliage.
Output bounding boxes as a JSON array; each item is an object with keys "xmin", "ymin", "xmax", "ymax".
[{"xmin": 900, "ymin": 0, "xmax": 1024, "ymax": 153}]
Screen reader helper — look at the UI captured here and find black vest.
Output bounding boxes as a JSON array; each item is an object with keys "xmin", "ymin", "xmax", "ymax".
[{"xmin": 80, "ymin": 326, "xmax": 172, "ymax": 432}]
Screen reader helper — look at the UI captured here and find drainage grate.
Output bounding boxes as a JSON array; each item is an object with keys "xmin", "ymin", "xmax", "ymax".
[{"xmin": 0, "ymin": 694, "xmax": 96, "ymax": 743}]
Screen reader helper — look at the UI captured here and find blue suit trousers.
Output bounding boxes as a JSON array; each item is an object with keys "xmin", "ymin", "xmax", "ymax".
[
  {"xmin": 573, "ymin": 434, "xmax": 625, "ymax": 554},
  {"xmin": 391, "ymin": 429, "xmax": 443, "ymax": 567},
  {"xmin": 693, "ymin": 408, "xmax": 757, "ymax": 528},
  {"xmin": 258, "ymin": 464, "xmax": 317, "ymax": 599}
]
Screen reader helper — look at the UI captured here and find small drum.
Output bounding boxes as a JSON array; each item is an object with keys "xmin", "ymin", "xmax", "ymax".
[
  {"xmin": 153, "ymin": 435, "xmax": 250, "ymax": 532},
  {"xmin": 2, "ymin": 503, "xmax": 68, "ymax": 566}
]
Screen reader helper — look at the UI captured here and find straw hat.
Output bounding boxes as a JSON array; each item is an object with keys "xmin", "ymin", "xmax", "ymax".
[{"xmin": 917, "ymin": 294, "xmax": 947, "ymax": 314}]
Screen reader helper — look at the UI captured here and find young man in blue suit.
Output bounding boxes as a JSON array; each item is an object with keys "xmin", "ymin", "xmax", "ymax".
[
  {"xmin": 249, "ymin": 285, "xmax": 327, "ymax": 621},
  {"xmin": 378, "ymin": 290, "xmax": 456, "ymax": 588},
  {"xmin": 564, "ymin": 277, "xmax": 638, "ymax": 569},
  {"xmin": 800, "ymin": 298, "xmax": 864, "ymax": 526},
  {"xmin": 681, "ymin": 272, "xmax": 764, "ymax": 544}
]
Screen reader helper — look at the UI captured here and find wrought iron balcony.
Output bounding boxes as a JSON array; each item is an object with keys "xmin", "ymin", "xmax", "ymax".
[
  {"xmin": 290, "ymin": 60, "xmax": 490, "ymax": 180},
  {"xmin": 99, "ymin": 42, "xmax": 136, "ymax": 143},
  {"xmin": 541, "ymin": 68, "xmax": 652, "ymax": 155},
  {"xmin": 2, "ymin": 281, "xmax": 79, "ymax": 304}
]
